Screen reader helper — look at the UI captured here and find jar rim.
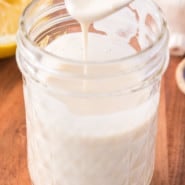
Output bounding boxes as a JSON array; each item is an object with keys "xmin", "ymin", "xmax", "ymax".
[{"xmin": 19, "ymin": 0, "xmax": 169, "ymax": 65}]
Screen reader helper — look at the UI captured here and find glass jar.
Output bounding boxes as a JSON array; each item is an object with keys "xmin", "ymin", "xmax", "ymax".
[{"xmin": 16, "ymin": 0, "xmax": 169, "ymax": 185}]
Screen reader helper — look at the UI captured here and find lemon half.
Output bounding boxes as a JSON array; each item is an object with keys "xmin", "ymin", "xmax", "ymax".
[{"xmin": 0, "ymin": 0, "xmax": 31, "ymax": 59}]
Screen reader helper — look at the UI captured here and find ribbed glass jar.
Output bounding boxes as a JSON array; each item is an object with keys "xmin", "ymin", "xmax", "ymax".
[{"xmin": 16, "ymin": 0, "xmax": 169, "ymax": 185}]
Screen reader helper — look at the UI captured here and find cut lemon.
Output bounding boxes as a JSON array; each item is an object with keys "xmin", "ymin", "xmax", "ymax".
[{"xmin": 0, "ymin": 0, "xmax": 31, "ymax": 59}]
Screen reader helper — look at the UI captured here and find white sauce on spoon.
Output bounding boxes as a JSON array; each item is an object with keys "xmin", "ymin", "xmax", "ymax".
[{"xmin": 65, "ymin": 0, "xmax": 133, "ymax": 23}]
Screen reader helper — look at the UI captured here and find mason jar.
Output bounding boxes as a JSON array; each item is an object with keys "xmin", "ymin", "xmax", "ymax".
[{"xmin": 16, "ymin": 0, "xmax": 169, "ymax": 185}]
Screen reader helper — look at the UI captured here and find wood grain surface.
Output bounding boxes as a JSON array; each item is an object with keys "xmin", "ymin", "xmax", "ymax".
[{"xmin": 0, "ymin": 56, "xmax": 184, "ymax": 185}]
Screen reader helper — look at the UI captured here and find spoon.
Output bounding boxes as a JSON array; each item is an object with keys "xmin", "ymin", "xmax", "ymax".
[{"xmin": 64, "ymin": 0, "xmax": 133, "ymax": 23}]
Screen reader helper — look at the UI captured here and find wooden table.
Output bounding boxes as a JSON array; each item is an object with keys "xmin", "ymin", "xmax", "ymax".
[{"xmin": 0, "ymin": 56, "xmax": 184, "ymax": 185}]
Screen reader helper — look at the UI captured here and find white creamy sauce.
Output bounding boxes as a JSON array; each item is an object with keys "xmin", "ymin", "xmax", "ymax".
[
  {"xmin": 26, "ymin": 1, "xmax": 159, "ymax": 185},
  {"xmin": 65, "ymin": 0, "xmax": 133, "ymax": 22}
]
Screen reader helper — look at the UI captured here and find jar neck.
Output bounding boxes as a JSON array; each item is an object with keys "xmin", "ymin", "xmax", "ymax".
[{"xmin": 16, "ymin": 0, "xmax": 169, "ymax": 93}]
